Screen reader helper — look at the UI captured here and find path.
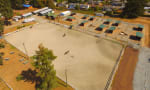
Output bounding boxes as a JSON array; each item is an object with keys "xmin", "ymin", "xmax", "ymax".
[{"xmin": 133, "ymin": 47, "xmax": 150, "ymax": 90}]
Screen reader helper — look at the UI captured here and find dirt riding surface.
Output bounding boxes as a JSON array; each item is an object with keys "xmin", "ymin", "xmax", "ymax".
[
  {"xmin": 5, "ymin": 21, "xmax": 122, "ymax": 90},
  {"xmin": 111, "ymin": 47, "xmax": 139, "ymax": 90}
]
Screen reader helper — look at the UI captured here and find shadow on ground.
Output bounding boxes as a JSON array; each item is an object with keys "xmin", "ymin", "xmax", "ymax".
[
  {"xmin": 21, "ymin": 68, "xmax": 41, "ymax": 88},
  {"xmin": 20, "ymin": 68, "xmax": 67, "ymax": 88}
]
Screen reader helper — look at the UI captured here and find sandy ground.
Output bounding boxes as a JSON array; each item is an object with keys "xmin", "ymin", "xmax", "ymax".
[
  {"xmin": 0, "ymin": 40, "xmax": 35, "ymax": 90},
  {"xmin": 4, "ymin": 22, "xmax": 122, "ymax": 90},
  {"xmin": 0, "ymin": 79, "xmax": 10, "ymax": 90},
  {"xmin": 0, "ymin": 40, "xmax": 73, "ymax": 90},
  {"xmin": 104, "ymin": 16, "xmax": 150, "ymax": 47},
  {"xmin": 111, "ymin": 47, "xmax": 139, "ymax": 90},
  {"xmin": 133, "ymin": 47, "xmax": 150, "ymax": 90}
]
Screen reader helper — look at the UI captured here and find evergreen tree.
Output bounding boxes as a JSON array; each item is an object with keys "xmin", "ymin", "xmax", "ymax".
[
  {"xmin": 121, "ymin": 0, "xmax": 146, "ymax": 18},
  {"xmin": 0, "ymin": 0, "xmax": 13, "ymax": 19},
  {"xmin": 47, "ymin": 0, "xmax": 56, "ymax": 9},
  {"xmin": 0, "ymin": 20, "xmax": 4, "ymax": 36},
  {"xmin": 33, "ymin": 44, "xmax": 57, "ymax": 90},
  {"xmin": 30, "ymin": 0, "xmax": 44, "ymax": 8},
  {"xmin": 0, "ymin": 52, "xmax": 4, "ymax": 65},
  {"xmin": 11, "ymin": 0, "xmax": 23, "ymax": 9},
  {"xmin": 75, "ymin": 4, "xmax": 80, "ymax": 10}
]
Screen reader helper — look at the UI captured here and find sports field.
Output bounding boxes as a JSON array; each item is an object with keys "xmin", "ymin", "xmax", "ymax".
[{"xmin": 5, "ymin": 22, "xmax": 122, "ymax": 90}]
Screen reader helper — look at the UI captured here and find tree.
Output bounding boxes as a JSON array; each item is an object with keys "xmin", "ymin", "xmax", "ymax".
[
  {"xmin": 30, "ymin": 0, "xmax": 44, "ymax": 8},
  {"xmin": 94, "ymin": 6, "xmax": 99, "ymax": 11},
  {"xmin": 33, "ymin": 44, "xmax": 57, "ymax": 90},
  {"xmin": 11, "ymin": 0, "xmax": 23, "ymax": 9},
  {"xmin": 47, "ymin": 0, "xmax": 56, "ymax": 9},
  {"xmin": 75, "ymin": 4, "xmax": 80, "ymax": 10},
  {"xmin": 121, "ymin": 0, "xmax": 146, "ymax": 18},
  {"xmin": 0, "ymin": 52, "xmax": 4, "ymax": 65},
  {"xmin": 0, "ymin": 20, "xmax": 4, "ymax": 36},
  {"xmin": 0, "ymin": 0, "xmax": 13, "ymax": 19}
]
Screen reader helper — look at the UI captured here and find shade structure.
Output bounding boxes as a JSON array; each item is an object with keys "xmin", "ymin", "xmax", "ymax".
[
  {"xmin": 67, "ymin": 16, "xmax": 75, "ymax": 19},
  {"xmin": 115, "ymin": 21, "xmax": 121, "ymax": 24},
  {"xmin": 81, "ymin": 20, "xmax": 88, "ymax": 24},
  {"xmin": 84, "ymin": 14, "xmax": 89, "ymax": 17},
  {"xmin": 138, "ymin": 24, "xmax": 144, "ymax": 29},
  {"xmin": 47, "ymin": 13, "xmax": 57, "ymax": 18},
  {"xmin": 99, "ymin": 24, "xmax": 106, "ymax": 29},
  {"xmin": 108, "ymin": 26, "xmax": 116, "ymax": 31},
  {"xmin": 106, "ymin": 19, "xmax": 112, "ymax": 22},
  {"xmin": 136, "ymin": 32, "xmax": 143, "ymax": 38}
]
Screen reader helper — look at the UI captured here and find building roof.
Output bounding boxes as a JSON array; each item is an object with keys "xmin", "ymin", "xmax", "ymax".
[
  {"xmin": 99, "ymin": 24, "xmax": 106, "ymax": 29},
  {"xmin": 23, "ymin": 4, "xmax": 31, "ymax": 8},
  {"xmin": 80, "ymin": 4, "xmax": 89, "ymax": 9},
  {"xmin": 138, "ymin": 24, "xmax": 144, "ymax": 29},
  {"xmin": 47, "ymin": 13, "xmax": 57, "ymax": 17},
  {"xmin": 115, "ymin": 20, "xmax": 121, "ymax": 24},
  {"xmin": 22, "ymin": 12, "xmax": 32, "ymax": 17},
  {"xmin": 67, "ymin": 16, "xmax": 75, "ymax": 19},
  {"xmin": 81, "ymin": 20, "xmax": 88, "ymax": 24},
  {"xmin": 106, "ymin": 19, "xmax": 112, "ymax": 22},
  {"xmin": 33, "ymin": 7, "xmax": 48, "ymax": 14},
  {"xmin": 84, "ymin": 14, "xmax": 89, "ymax": 17},
  {"xmin": 90, "ymin": 16, "xmax": 95, "ymax": 18},
  {"xmin": 136, "ymin": 32, "xmax": 143, "ymax": 38},
  {"xmin": 39, "ymin": 9, "xmax": 52, "ymax": 15},
  {"xmin": 108, "ymin": 26, "xmax": 116, "ymax": 31}
]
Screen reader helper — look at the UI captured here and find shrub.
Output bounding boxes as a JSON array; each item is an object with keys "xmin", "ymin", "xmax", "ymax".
[
  {"xmin": 0, "ymin": 43, "xmax": 5, "ymax": 49},
  {"xmin": 16, "ymin": 74, "xmax": 24, "ymax": 81}
]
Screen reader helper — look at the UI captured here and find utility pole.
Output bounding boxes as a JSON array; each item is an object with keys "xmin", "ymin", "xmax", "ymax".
[
  {"xmin": 22, "ymin": 43, "xmax": 29, "ymax": 59},
  {"xmin": 65, "ymin": 68, "xmax": 68, "ymax": 87}
]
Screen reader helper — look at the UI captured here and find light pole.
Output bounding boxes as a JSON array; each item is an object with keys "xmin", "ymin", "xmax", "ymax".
[
  {"xmin": 22, "ymin": 43, "xmax": 29, "ymax": 59},
  {"xmin": 65, "ymin": 68, "xmax": 68, "ymax": 87}
]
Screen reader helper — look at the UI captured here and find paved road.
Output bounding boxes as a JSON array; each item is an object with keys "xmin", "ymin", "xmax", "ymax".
[{"xmin": 133, "ymin": 47, "xmax": 150, "ymax": 90}]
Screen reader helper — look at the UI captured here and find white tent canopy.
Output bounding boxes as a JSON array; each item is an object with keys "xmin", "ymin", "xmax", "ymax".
[
  {"xmin": 23, "ymin": 18, "xmax": 35, "ymax": 23},
  {"xmin": 60, "ymin": 11, "xmax": 71, "ymax": 16},
  {"xmin": 39, "ymin": 9, "xmax": 52, "ymax": 15},
  {"xmin": 22, "ymin": 12, "xmax": 32, "ymax": 18},
  {"xmin": 33, "ymin": 7, "xmax": 49, "ymax": 14}
]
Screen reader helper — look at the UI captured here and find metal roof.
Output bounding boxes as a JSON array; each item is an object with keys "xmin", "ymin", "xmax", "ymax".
[
  {"xmin": 90, "ymin": 16, "xmax": 95, "ymax": 18},
  {"xmin": 81, "ymin": 20, "xmax": 88, "ymax": 24},
  {"xmin": 67, "ymin": 16, "xmax": 75, "ymax": 19},
  {"xmin": 115, "ymin": 21, "xmax": 121, "ymax": 24},
  {"xmin": 138, "ymin": 24, "xmax": 144, "ymax": 29},
  {"xmin": 39, "ymin": 9, "xmax": 52, "ymax": 15},
  {"xmin": 33, "ymin": 7, "xmax": 48, "ymax": 14},
  {"xmin": 106, "ymin": 19, "xmax": 112, "ymax": 22},
  {"xmin": 136, "ymin": 32, "xmax": 143, "ymax": 38},
  {"xmin": 47, "ymin": 13, "xmax": 57, "ymax": 17},
  {"xmin": 99, "ymin": 24, "xmax": 106, "ymax": 29},
  {"xmin": 108, "ymin": 26, "xmax": 116, "ymax": 31},
  {"xmin": 84, "ymin": 14, "xmax": 89, "ymax": 17},
  {"xmin": 22, "ymin": 12, "xmax": 32, "ymax": 17}
]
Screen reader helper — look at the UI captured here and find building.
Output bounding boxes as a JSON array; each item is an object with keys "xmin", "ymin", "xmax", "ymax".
[
  {"xmin": 22, "ymin": 12, "xmax": 33, "ymax": 18},
  {"xmin": 60, "ymin": 11, "xmax": 71, "ymax": 16},
  {"xmin": 32, "ymin": 7, "xmax": 48, "ymax": 14},
  {"xmin": 80, "ymin": 4, "xmax": 89, "ymax": 10}
]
